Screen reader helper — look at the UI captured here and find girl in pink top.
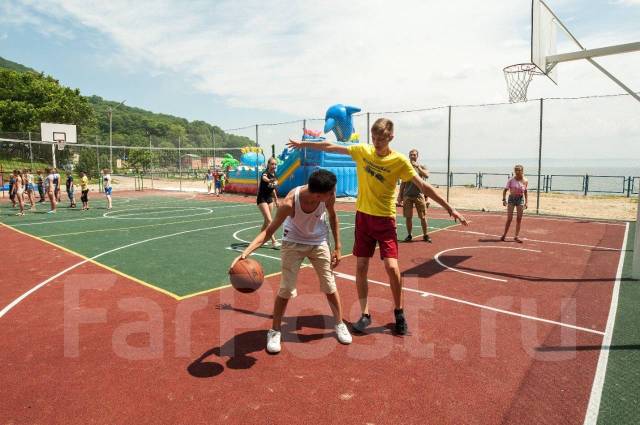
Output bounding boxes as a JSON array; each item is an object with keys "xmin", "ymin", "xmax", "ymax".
[{"xmin": 501, "ymin": 164, "xmax": 528, "ymax": 242}]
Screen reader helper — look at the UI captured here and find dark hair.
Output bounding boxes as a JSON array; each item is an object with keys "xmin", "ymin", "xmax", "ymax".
[{"xmin": 308, "ymin": 169, "xmax": 337, "ymax": 193}]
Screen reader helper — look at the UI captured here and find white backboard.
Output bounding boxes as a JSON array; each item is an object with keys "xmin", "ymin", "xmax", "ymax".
[
  {"xmin": 41, "ymin": 123, "xmax": 77, "ymax": 144},
  {"xmin": 531, "ymin": 0, "xmax": 558, "ymax": 83}
]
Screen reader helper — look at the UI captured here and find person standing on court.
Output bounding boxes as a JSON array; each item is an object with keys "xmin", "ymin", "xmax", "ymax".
[
  {"xmin": 8, "ymin": 171, "xmax": 16, "ymax": 208},
  {"xmin": 102, "ymin": 169, "xmax": 113, "ymax": 210},
  {"xmin": 36, "ymin": 170, "xmax": 45, "ymax": 203},
  {"xmin": 11, "ymin": 169, "xmax": 25, "ymax": 216},
  {"xmin": 397, "ymin": 149, "xmax": 431, "ymax": 242},
  {"xmin": 501, "ymin": 164, "xmax": 528, "ymax": 243},
  {"xmin": 204, "ymin": 169, "xmax": 214, "ymax": 195},
  {"xmin": 230, "ymin": 169, "xmax": 352, "ymax": 353},
  {"xmin": 65, "ymin": 171, "xmax": 76, "ymax": 208},
  {"xmin": 256, "ymin": 157, "xmax": 280, "ymax": 248},
  {"xmin": 288, "ymin": 118, "xmax": 467, "ymax": 335},
  {"xmin": 53, "ymin": 168, "xmax": 61, "ymax": 203},
  {"xmin": 23, "ymin": 169, "xmax": 36, "ymax": 211},
  {"xmin": 45, "ymin": 168, "xmax": 57, "ymax": 214},
  {"xmin": 80, "ymin": 171, "xmax": 90, "ymax": 210}
]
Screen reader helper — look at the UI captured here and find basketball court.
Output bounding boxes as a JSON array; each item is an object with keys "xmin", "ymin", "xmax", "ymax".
[
  {"xmin": 1, "ymin": 1, "xmax": 639, "ymax": 424},
  {"xmin": 0, "ymin": 188, "xmax": 636, "ymax": 424}
]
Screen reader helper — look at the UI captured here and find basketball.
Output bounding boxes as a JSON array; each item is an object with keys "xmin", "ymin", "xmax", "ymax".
[{"xmin": 229, "ymin": 257, "xmax": 264, "ymax": 293}]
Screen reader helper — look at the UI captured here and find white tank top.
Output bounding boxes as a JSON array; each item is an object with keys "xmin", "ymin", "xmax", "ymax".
[{"xmin": 283, "ymin": 186, "xmax": 328, "ymax": 246}]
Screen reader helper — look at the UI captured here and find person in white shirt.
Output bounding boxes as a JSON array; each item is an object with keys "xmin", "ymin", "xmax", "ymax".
[
  {"xmin": 230, "ymin": 169, "xmax": 352, "ymax": 354},
  {"xmin": 45, "ymin": 168, "xmax": 57, "ymax": 214},
  {"xmin": 102, "ymin": 169, "xmax": 113, "ymax": 210}
]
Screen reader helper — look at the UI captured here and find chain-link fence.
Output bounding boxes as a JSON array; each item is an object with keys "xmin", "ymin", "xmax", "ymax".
[{"xmin": 2, "ymin": 93, "xmax": 638, "ymax": 219}]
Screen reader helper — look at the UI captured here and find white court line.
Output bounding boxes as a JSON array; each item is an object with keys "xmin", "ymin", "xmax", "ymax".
[
  {"xmin": 441, "ymin": 228, "xmax": 623, "ymax": 251},
  {"xmin": 231, "ymin": 224, "xmax": 355, "ymax": 246},
  {"xmin": 38, "ymin": 212, "xmax": 262, "ymax": 238},
  {"xmin": 425, "ymin": 211, "xmax": 627, "ymax": 227},
  {"xmin": 433, "ymin": 246, "xmax": 542, "ymax": 282},
  {"xmin": 584, "ymin": 222, "xmax": 630, "ymax": 425},
  {"xmin": 0, "ymin": 219, "xmax": 264, "ymax": 319},
  {"xmin": 103, "ymin": 207, "xmax": 213, "ymax": 220},
  {"xmin": 226, "ymin": 247, "xmax": 282, "ymax": 261},
  {"xmin": 332, "ymin": 271, "xmax": 604, "ymax": 336},
  {"xmin": 10, "ymin": 203, "xmax": 251, "ymax": 227}
]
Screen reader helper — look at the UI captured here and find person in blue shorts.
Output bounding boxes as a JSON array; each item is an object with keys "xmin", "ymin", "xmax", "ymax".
[
  {"xmin": 65, "ymin": 171, "xmax": 76, "ymax": 208},
  {"xmin": 102, "ymin": 169, "xmax": 113, "ymax": 210},
  {"xmin": 214, "ymin": 170, "xmax": 222, "ymax": 197}
]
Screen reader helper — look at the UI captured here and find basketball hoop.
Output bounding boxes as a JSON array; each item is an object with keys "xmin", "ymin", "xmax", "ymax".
[
  {"xmin": 56, "ymin": 140, "xmax": 65, "ymax": 151},
  {"xmin": 503, "ymin": 63, "xmax": 543, "ymax": 103}
]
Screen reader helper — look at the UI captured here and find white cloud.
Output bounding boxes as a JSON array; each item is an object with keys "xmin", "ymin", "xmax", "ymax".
[
  {"xmin": 4, "ymin": 0, "xmax": 640, "ymax": 161},
  {"xmin": 0, "ymin": 1, "xmax": 75, "ymax": 39}
]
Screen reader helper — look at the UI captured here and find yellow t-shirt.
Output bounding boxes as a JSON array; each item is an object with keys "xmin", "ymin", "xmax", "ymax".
[
  {"xmin": 347, "ymin": 144, "xmax": 417, "ymax": 217},
  {"xmin": 80, "ymin": 176, "xmax": 89, "ymax": 191}
]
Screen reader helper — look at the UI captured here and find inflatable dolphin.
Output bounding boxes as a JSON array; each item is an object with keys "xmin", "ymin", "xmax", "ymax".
[{"xmin": 323, "ymin": 104, "xmax": 361, "ymax": 142}]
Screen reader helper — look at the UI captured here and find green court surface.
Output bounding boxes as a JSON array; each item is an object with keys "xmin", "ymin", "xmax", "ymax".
[
  {"xmin": 1, "ymin": 194, "xmax": 455, "ymax": 298},
  {"xmin": 597, "ymin": 221, "xmax": 640, "ymax": 425}
]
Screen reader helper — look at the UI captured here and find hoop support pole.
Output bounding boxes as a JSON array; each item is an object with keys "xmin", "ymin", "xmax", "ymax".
[{"xmin": 546, "ymin": 42, "xmax": 640, "ymax": 64}]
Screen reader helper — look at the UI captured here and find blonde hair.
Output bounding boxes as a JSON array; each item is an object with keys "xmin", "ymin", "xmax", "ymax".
[
  {"xmin": 371, "ymin": 118, "xmax": 394, "ymax": 139},
  {"xmin": 514, "ymin": 164, "xmax": 524, "ymax": 171}
]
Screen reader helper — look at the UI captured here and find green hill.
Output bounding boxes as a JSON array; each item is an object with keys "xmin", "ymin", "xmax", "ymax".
[
  {"xmin": 0, "ymin": 56, "xmax": 253, "ymax": 151},
  {"xmin": 0, "ymin": 57, "xmax": 37, "ymax": 73}
]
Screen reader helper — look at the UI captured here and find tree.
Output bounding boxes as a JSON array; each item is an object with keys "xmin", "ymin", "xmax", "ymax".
[
  {"xmin": 0, "ymin": 69, "xmax": 95, "ymax": 132},
  {"xmin": 128, "ymin": 149, "xmax": 152, "ymax": 172}
]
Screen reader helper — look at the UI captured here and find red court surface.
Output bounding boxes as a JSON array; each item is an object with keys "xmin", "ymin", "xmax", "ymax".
[{"xmin": 0, "ymin": 202, "xmax": 627, "ymax": 425}]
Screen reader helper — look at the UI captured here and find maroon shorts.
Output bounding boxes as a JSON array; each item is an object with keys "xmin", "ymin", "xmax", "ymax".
[{"xmin": 353, "ymin": 211, "xmax": 399, "ymax": 259}]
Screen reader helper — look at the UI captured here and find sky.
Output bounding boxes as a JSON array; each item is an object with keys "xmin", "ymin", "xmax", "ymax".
[{"xmin": 1, "ymin": 0, "xmax": 639, "ymax": 167}]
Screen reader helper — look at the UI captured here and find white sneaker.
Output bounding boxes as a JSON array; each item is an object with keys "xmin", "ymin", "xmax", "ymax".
[
  {"xmin": 335, "ymin": 322, "xmax": 352, "ymax": 345},
  {"xmin": 266, "ymin": 329, "xmax": 282, "ymax": 353}
]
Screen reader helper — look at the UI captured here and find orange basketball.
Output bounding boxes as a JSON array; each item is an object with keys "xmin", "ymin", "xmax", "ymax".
[{"xmin": 229, "ymin": 258, "xmax": 264, "ymax": 293}]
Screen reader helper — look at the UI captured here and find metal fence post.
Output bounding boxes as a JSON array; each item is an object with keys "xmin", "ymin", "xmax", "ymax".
[
  {"xmin": 446, "ymin": 106, "xmax": 452, "ymax": 203},
  {"xmin": 366, "ymin": 113, "xmax": 370, "ymax": 144},
  {"xmin": 149, "ymin": 134, "xmax": 154, "ymax": 189},
  {"xmin": 178, "ymin": 136, "xmax": 182, "ymax": 192},
  {"xmin": 584, "ymin": 174, "xmax": 589, "ymax": 196},
  {"xmin": 256, "ymin": 124, "xmax": 260, "ymax": 189},
  {"xmin": 28, "ymin": 131, "xmax": 34, "ymax": 170},
  {"xmin": 634, "ymin": 190, "xmax": 640, "ymax": 279},
  {"xmin": 536, "ymin": 98, "xmax": 543, "ymax": 215},
  {"xmin": 96, "ymin": 135, "xmax": 100, "ymax": 178}
]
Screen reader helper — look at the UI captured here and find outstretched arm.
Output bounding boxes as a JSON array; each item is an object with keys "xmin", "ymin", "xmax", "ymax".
[
  {"xmin": 287, "ymin": 139, "xmax": 349, "ymax": 155},
  {"xmin": 411, "ymin": 176, "xmax": 468, "ymax": 225},
  {"xmin": 230, "ymin": 203, "xmax": 291, "ymax": 269}
]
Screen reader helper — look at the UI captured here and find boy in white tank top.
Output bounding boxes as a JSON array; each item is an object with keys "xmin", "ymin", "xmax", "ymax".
[{"xmin": 231, "ymin": 169, "xmax": 352, "ymax": 354}]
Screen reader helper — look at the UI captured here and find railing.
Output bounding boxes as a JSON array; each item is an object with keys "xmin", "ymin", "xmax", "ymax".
[{"xmin": 425, "ymin": 172, "xmax": 639, "ymax": 197}]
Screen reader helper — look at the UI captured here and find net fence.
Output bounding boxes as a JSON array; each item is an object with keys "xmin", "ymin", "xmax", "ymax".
[{"xmin": 1, "ymin": 92, "xmax": 638, "ymax": 219}]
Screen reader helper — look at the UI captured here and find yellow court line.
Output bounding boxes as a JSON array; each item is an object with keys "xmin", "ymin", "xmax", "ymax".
[
  {"xmin": 177, "ymin": 267, "xmax": 312, "ymax": 301},
  {"xmin": 1, "ymin": 222, "xmax": 182, "ymax": 300}
]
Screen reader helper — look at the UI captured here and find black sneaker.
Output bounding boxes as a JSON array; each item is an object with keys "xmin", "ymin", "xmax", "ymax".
[
  {"xmin": 423, "ymin": 234, "xmax": 432, "ymax": 243},
  {"xmin": 394, "ymin": 308, "xmax": 408, "ymax": 335},
  {"xmin": 403, "ymin": 234, "xmax": 413, "ymax": 242},
  {"xmin": 352, "ymin": 314, "xmax": 371, "ymax": 333}
]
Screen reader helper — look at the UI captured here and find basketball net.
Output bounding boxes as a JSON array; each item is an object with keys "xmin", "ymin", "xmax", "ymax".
[
  {"xmin": 56, "ymin": 140, "xmax": 65, "ymax": 151},
  {"xmin": 503, "ymin": 63, "xmax": 543, "ymax": 103}
]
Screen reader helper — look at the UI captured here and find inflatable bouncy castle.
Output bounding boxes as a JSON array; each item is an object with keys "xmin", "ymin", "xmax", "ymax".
[{"xmin": 225, "ymin": 104, "xmax": 361, "ymax": 197}]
